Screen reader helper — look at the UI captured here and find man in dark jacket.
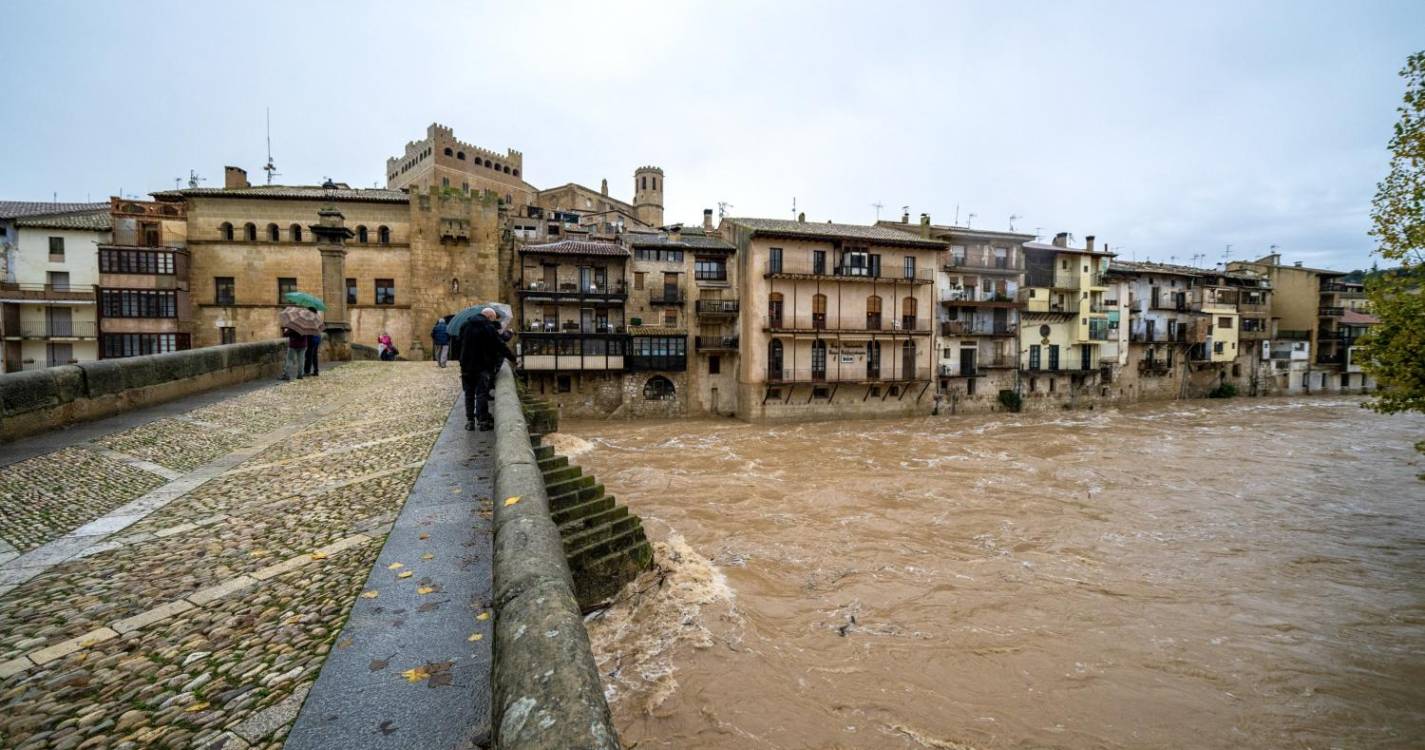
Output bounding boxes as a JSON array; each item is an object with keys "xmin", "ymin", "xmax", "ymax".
[
  {"xmin": 456, "ymin": 308, "xmax": 516, "ymax": 431},
  {"xmin": 431, "ymin": 316, "xmax": 451, "ymax": 368}
]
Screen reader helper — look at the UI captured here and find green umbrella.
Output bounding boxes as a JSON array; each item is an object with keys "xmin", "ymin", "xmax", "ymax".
[
  {"xmin": 448, "ymin": 302, "xmax": 512, "ymax": 338},
  {"xmin": 283, "ymin": 291, "xmax": 326, "ymax": 312}
]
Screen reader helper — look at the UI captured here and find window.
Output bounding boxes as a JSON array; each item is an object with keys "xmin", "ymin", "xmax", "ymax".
[
  {"xmin": 48, "ymin": 237, "xmax": 64, "ymax": 260},
  {"xmin": 812, "ymin": 294, "xmax": 827, "ymax": 330},
  {"xmin": 220, "ymin": 222, "xmax": 234, "ymax": 241},
  {"xmin": 630, "ymin": 336, "xmax": 687, "ymax": 370},
  {"xmin": 220, "ymin": 327, "xmax": 236, "ymax": 345},
  {"xmin": 101, "ymin": 333, "xmax": 189, "ymax": 358},
  {"xmin": 244, "ymin": 223, "xmax": 257, "ymax": 242},
  {"xmin": 557, "ymin": 375, "xmax": 572, "ymax": 393},
  {"xmin": 48, "ymin": 271, "xmax": 69, "ymax": 290},
  {"xmin": 768, "ymin": 247, "xmax": 783, "ymax": 273},
  {"xmin": 142, "ymin": 223, "xmax": 160, "ymax": 247},
  {"xmin": 375, "ymin": 278, "xmax": 395, "ymax": 305},
  {"xmin": 100, "ymin": 289, "xmax": 178, "ymax": 318},
  {"xmin": 1218, "ymin": 316, "xmax": 1233, "ymax": 329},
  {"xmin": 346, "ymin": 277, "xmax": 357, "ymax": 304},
  {"xmin": 634, "ymin": 272, "xmax": 645, "ymax": 290},
  {"xmin": 768, "ymin": 339, "xmax": 784, "ymax": 380},
  {"xmin": 812, "ymin": 250, "xmax": 827, "ymax": 275},
  {"xmin": 457, "ymin": 151, "xmax": 465, "ymax": 160},
  {"xmin": 357, "ymin": 225, "xmax": 369, "ymax": 243},
  {"xmin": 442, "ymin": 177, "xmax": 450, "ymax": 188},
  {"xmin": 867, "ymin": 340, "xmax": 881, "ymax": 378},
  {"xmin": 866, "ymin": 295, "xmax": 882, "ymax": 330},
  {"xmin": 901, "ymin": 339, "xmax": 916, "ymax": 379},
  {"xmin": 901, "ymin": 297, "xmax": 917, "ymax": 330},
  {"xmin": 694, "ymin": 257, "xmax": 727, "ymax": 281},
  {"xmin": 215, "ymin": 277, "xmax": 235, "ymax": 305},
  {"xmin": 903, "ymin": 256, "xmax": 916, "ymax": 279},
  {"xmin": 812, "ymin": 386, "xmax": 830, "ymax": 399},
  {"xmin": 768, "ymin": 292, "xmax": 784, "ymax": 328},
  {"xmin": 267, "ymin": 223, "xmax": 280, "ymax": 242},
  {"xmin": 1029, "ymin": 344, "xmax": 1041, "ymax": 370},
  {"xmin": 378, "ymin": 226, "xmax": 390, "ymax": 244},
  {"xmin": 643, "ymin": 376, "xmax": 676, "ymax": 401},
  {"xmin": 277, "ymin": 277, "xmax": 298, "ymax": 303},
  {"xmin": 100, "ymin": 249, "xmax": 175, "ymax": 274},
  {"xmin": 708, "ymin": 355, "xmax": 720, "ymax": 374},
  {"xmin": 811, "ymin": 339, "xmax": 827, "ymax": 381},
  {"xmin": 462, "ymin": 182, "xmax": 469, "ymax": 192},
  {"xmin": 444, "ymin": 147, "xmax": 453, "ymax": 156},
  {"xmin": 290, "ymin": 223, "xmax": 303, "ymax": 242},
  {"xmin": 634, "ymin": 248, "xmax": 684, "ymax": 262}
]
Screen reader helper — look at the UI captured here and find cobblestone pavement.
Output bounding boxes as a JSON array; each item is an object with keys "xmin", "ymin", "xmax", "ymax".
[{"xmin": 0, "ymin": 362, "xmax": 466, "ymax": 749}]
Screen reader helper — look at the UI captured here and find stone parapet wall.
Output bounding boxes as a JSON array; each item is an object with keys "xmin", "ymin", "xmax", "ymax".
[{"xmin": 0, "ymin": 341, "xmax": 284, "ymax": 443}]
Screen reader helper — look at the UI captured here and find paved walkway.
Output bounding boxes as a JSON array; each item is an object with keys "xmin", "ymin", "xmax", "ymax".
[{"xmin": 0, "ymin": 362, "xmax": 477, "ymax": 750}]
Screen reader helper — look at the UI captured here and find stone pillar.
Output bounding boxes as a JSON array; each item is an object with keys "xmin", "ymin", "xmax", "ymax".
[{"xmin": 310, "ymin": 206, "xmax": 354, "ymax": 359}]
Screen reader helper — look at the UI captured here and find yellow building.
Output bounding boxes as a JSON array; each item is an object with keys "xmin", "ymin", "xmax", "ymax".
[
  {"xmin": 726, "ymin": 217, "xmax": 944, "ymax": 421},
  {"xmin": 1018, "ymin": 233, "xmax": 1114, "ymax": 394}
]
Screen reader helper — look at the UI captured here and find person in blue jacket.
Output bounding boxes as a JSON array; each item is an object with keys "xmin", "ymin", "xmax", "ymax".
[{"xmin": 431, "ymin": 315, "xmax": 452, "ymax": 368}]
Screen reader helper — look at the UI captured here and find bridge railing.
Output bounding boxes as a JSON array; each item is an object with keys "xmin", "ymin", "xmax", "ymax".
[{"xmin": 490, "ymin": 363, "xmax": 620, "ymax": 750}]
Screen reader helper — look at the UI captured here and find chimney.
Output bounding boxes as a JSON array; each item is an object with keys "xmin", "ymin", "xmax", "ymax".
[
  {"xmin": 797, "ymin": 212, "xmax": 806, "ymax": 223},
  {"xmin": 703, "ymin": 208, "xmax": 713, "ymax": 232},
  {"xmin": 224, "ymin": 166, "xmax": 249, "ymax": 189},
  {"xmin": 1085, "ymin": 235, "xmax": 1096, "ymax": 252},
  {"xmin": 920, "ymin": 213, "xmax": 931, "ymax": 238},
  {"xmin": 1053, "ymin": 232, "xmax": 1069, "ymax": 248},
  {"xmin": 669, "ymin": 225, "xmax": 682, "ymax": 243},
  {"xmin": 1294, "ymin": 261, "xmax": 1303, "ymax": 267},
  {"xmin": 600, "ymin": 178, "xmax": 608, "ymax": 196},
  {"xmin": 901, "ymin": 209, "xmax": 910, "ymax": 224}
]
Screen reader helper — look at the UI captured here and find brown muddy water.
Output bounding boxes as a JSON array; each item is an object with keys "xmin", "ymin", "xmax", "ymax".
[{"xmin": 557, "ymin": 397, "xmax": 1425, "ymax": 750}]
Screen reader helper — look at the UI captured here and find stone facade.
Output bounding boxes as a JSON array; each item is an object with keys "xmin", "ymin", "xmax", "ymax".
[{"xmin": 386, "ymin": 123, "xmax": 534, "ymax": 209}]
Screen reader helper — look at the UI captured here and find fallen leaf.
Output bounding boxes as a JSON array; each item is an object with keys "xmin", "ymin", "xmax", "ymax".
[
  {"xmin": 417, "ymin": 601, "xmax": 441, "ymax": 613},
  {"xmin": 310, "ymin": 551, "xmax": 328, "ymax": 560},
  {"xmin": 400, "ymin": 665, "xmax": 429, "ymax": 683},
  {"xmin": 503, "ymin": 496, "xmax": 522, "ymax": 507},
  {"xmin": 468, "ymin": 633, "xmax": 483, "ymax": 642},
  {"xmin": 377, "ymin": 720, "xmax": 398, "ymax": 736},
  {"xmin": 397, "ymin": 571, "xmax": 413, "ymax": 579},
  {"xmin": 450, "ymin": 486, "xmax": 462, "ymax": 494},
  {"xmin": 429, "ymin": 672, "xmax": 453, "ymax": 687},
  {"xmin": 387, "ymin": 562, "xmax": 404, "ymax": 570},
  {"xmin": 420, "ymin": 553, "xmax": 434, "ymax": 560},
  {"xmin": 336, "ymin": 638, "xmax": 353, "ymax": 649},
  {"xmin": 416, "ymin": 586, "xmax": 434, "ymax": 595},
  {"xmin": 419, "ymin": 533, "xmax": 429, "ymax": 540},
  {"xmin": 249, "ymin": 549, "xmax": 268, "ymax": 558},
  {"xmin": 476, "ymin": 611, "xmax": 490, "ymax": 621},
  {"xmin": 361, "ymin": 590, "xmax": 379, "ymax": 599},
  {"xmin": 370, "ymin": 655, "xmax": 393, "ymax": 671},
  {"xmin": 185, "ymin": 701, "xmax": 210, "ymax": 713}
]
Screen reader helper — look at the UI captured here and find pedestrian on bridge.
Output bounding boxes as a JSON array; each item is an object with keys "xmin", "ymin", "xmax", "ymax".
[
  {"xmin": 455, "ymin": 308, "xmax": 515, "ymax": 432},
  {"xmin": 431, "ymin": 315, "xmax": 452, "ymax": 368},
  {"xmin": 280, "ymin": 325, "xmax": 307, "ymax": 381}
]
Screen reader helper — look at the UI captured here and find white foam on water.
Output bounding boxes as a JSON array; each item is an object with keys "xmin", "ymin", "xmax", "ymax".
[{"xmin": 542, "ymin": 431, "xmax": 595, "ymax": 458}]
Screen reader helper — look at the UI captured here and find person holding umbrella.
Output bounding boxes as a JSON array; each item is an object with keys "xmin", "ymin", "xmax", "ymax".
[
  {"xmin": 455, "ymin": 307, "xmax": 515, "ymax": 431},
  {"xmin": 282, "ymin": 292, "xmax": 327, "ymax": 378},
  {"xmin": 304, "ymin": 308, "xmax": 323, "ymax": 377}
]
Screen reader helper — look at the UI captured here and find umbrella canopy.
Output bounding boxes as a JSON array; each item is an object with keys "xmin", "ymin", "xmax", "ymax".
[
  {"xmin": 448, "ymin": 302, "xmax": 512, "ymax": 338},
  {"xmin": 279, "ymin": 306, "xmax": 324, "ymax": 336},
  {"xmin": 283, "ymin": 291, "xmax": 326, "ymax": 312}
]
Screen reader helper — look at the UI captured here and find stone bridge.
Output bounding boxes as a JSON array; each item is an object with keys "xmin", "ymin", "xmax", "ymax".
[{"xmin": 0, "ymin": 346, "xmax": 647, "ymax": 749}]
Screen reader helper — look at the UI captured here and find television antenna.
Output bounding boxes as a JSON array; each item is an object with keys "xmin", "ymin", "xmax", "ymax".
[
  {"xmin": 1033, "ymin": 226, "xmax": 1043, "ymax": 241},
  {"xmin": 791, "ymin": 196, "xmax": 797, "ymax": 220},
  {"xmin": 717, "ymin": 201, "xmax": 733, "ymax": 220},
  {"xmin": 187, "ymin": 170, "xmax": 206, "ymax": 189},
  {"xmin": 1222, "ymin": 243, "xmax": 1233, "ymax": 262},
  {"xmin": 263, "ymin": 108, "xmax": 280, "ymax": 185},
  {"xmin": 871, "ymin": 201, "xmax": 884, "ymax": 220},
  {"xmin": 1008, "ymin": 213, "xmax": 1021, "ymax": 231},
  {"xmin": 967, "ymin": 212, "xmax": 977, "ymax": 229}
]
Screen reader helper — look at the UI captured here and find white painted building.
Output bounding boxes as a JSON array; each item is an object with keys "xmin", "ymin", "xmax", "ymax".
[{"xmin": 0, "ymin": 202, "xmax": 111, "ymax": 372}]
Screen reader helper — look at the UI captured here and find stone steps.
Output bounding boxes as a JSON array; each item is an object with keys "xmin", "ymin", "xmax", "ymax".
[{"xmin": 520, "ymin": 392, "xmax": 653, "ymax": 610}]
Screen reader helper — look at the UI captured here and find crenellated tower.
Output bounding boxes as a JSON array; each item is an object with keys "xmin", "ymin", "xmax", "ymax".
[{"xmin": 633, "ymin": 166, "xmax": 664, "ymax": 227}]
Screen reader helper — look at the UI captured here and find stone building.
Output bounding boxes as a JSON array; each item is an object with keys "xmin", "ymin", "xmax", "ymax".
[
  {"xmin": 1017, "ymin": 233, "xmax": 1115, "ymax": 404},
  {"xmin": 532, "ymin": 167, "xmax": 662, "ymax": 236},
  {"xmin": 725, "ymin": 216, "xmax": 944, "ymax": 421},
  {"xmin": 386, "ymin": 123, "xmax": 534, "ymax": 209},
  {"xmin": 0, "ymin": 202, "xmax": 111, "ymax": 371},
  {"xmin": 97, "ymin": 197, "xmax": 192, "ymax": 358}
]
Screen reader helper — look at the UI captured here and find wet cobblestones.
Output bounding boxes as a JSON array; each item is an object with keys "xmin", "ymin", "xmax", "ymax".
[{"xmin": 0, "ymin": 449, "xmax": 168, "ymax": 552}]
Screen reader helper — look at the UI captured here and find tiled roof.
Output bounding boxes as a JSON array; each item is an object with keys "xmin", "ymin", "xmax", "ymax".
[
  {"xmin": 1109, "ymin": 260, "xmax": 1204, "ymax": 277},
  {"xmin": 1340, "ymin": 309, "xmax": 1380, "ymax": 326},
  {"xmin": 1023, "ymin": 240, "xmax": 1115, "ymax": 257},
  {"xmin": 0, "ymin": 201, "xmax": 110, "ymax": 220},
  {"xmin": 624, "ymin": 233, "xmax": 734, "ymax": 251},
  {"xmin": 152, "ymin": 186, "xmax": 410, "ymax": 204},
  {"xmin": 14, "ymin": 209, "xmax": 112, "ymax": 231},
  {"xmin": 726, "ymin": 217, "xmax": 947, "ymax": 248},
  {"xmin": 876, "ymin": 220, "xmax": 1034, "ymax": 241},
  {"xmin": 627, "ymin": 326, "xmax": 687, "ymax": 336},
  {"xmin": 518, "ymin": 239, "xmax": 629, "ymax": 257}
]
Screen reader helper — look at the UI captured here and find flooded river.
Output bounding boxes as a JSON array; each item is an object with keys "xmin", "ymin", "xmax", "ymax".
[{"xmin": 564, "ymin": 398, "xmax": 1425, "ymax": 749}]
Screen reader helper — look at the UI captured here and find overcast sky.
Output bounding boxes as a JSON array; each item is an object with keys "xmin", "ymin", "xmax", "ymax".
[{"xmin": 3, "ymin": 1, "xmax": 1421, "ymax": 270}]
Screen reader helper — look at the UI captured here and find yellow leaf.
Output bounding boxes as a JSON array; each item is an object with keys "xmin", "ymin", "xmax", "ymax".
[
  {"xmin": 450, "ymin": 486, "xmax": 463, "ymax": 494},
  {"xmin": 401, "ymin": 666, "xmax": 429, "ymax": 683},
  {"xmin": 185, "ymin": 701, "xmax": 210, "ymax": 713},
  {"xmin": 361, "ymin": 590, "xmax": 379, "ymax": 599},
  {"xmin": 417, "ymin": 586, "xmax": 434, "ymax": 595},
  {"xmin": 387, "ymin": 562, "xmax": 403, "ymax": 570},
  {"xmin": 420, "ymin": 553, "xmax": 434, "ymax": 560},
  {"xmin": 249, "ymin": 549, "xmax": 268, "ymax": 558},
  {"xmin": 468, "ymin": 633, "xmax": 483, "ymax": 642},
  {"xmin": 397, "ymin": 571, "xmax": 413, "ymax": 579},
  {"xmin": 310, "ymin": 551, "xmax": 328, "ymax": 560},
  {"xmin": 419, "ymin": 533, "xmax": 429, "ymax": 540},
  {"xmin": 476, "ymin": 611, "xmax": 490, "ymax": 621},
  {"xmin": 503, "ymin": 496, "xmax": 522, "ymax": 507}
]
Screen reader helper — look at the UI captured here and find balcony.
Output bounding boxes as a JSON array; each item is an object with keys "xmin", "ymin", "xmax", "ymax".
[
  {"xmin": 766, "ymin": 317, "xmax": 932, "ymax": 335},
  {"xmin": 939, "ymin": 320, "xmax": 1017, "ymax": 337},
  {"xmin": 1236, "ymin": 301, "xmax": 1270, "ymax": 315},
  {"xmin": 1320, "ymin": 281, "xmax": 1361, "ymax": 295},
  {"xmin": 1239, "ymin": 326, "xmax": 1271, "ymax": 340},
  {"xmin": 516, "ymin": 280, "xmax": 628, "ymax": 303},
  {"xmin": 767, "ymin": 366, "xmax": 932, "ymax": 384},
  {"xmin": 6, "ymin": 321, "xmax": 99, "ymax": 340},
  {"xmin": 518, "ymin": 332, "xmax": 627, "ymax": 371},
  {"xmin": 944, "ymin": 256, "xmax": 1017, "ymax": 273},
  {"xmin": 941, "ymin": 289, "xmax": 1019, "ymax": 307},
  {"xmin": 1318, "ymin": 306, "xmax": 1345, "ymax": 317},
  {"xmin": 648, "ymin": 287, "xmax": 685, "ymax": 305},
  {"xmin": 1138, "ymin": 359, "xmax": 1173, "ymax": 376},
  {"xmin": 1130, "ymin": 330, "xmax": 1189, "ymax": 344},
  {"xmin": 1315, "ymin": 352, "xmax": 1346, "ymax": 366},
  {"xmin": 1086, "ymin": 328, "xmax": 1112, "ymax": 341},
  {"xmin": 695, "ymin": 336, "xmax": 739, "ymax": 352},
  {"xmin": 696, "ymin": 299, "xmax": 739, "ymax": 317},
  {"xmin": 765, "ymin": 259, "xmax": 935, "ymax": 284},
  {"xmin": 1276, "ymin": 329, "xmax": 1311, "ymax": 341},
  {"xmin": 0, "ymin": 282, "xmax": 97, "ymax": 303},
  {"xmin": 522, "ymin": 321, "xmax": 625, "ymax": 334}
]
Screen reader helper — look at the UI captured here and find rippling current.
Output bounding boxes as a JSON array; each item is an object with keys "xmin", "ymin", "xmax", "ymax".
[{"xmin": 559, "ymin": 397, "xmax": 1425, "ymax": 749}]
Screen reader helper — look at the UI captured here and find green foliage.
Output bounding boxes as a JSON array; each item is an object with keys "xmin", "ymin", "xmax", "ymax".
[
  {"xmin": 1208, "ymin": 383, "xmax": 1238, "ymax": 399},
  {"xmin": 1365, "ymin": 51, "xmax": 1425, "ymax": 474},
  {"xmin": 998, "ymin": 389, "xmax": 1023, "ymax": 412}
]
